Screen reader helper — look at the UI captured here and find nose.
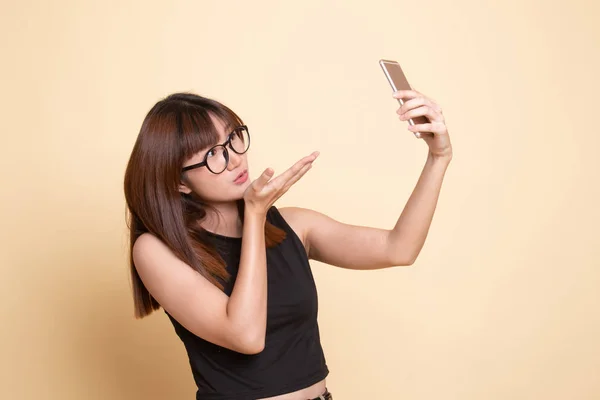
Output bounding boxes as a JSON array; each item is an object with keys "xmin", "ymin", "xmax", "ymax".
[{"xmin": 226, "ymin": 148, "xmax": 243, "ymax": 171}]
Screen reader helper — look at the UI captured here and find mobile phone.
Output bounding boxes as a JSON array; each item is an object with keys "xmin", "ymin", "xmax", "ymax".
[{"xmin": 379, "ymin": 59, "xmax": 428, "ymax": 138}]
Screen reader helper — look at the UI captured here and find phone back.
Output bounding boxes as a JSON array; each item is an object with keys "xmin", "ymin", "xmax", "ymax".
[
  {"xmin": 379, "ymin": 59, "xmax": 412, "ymax": 92},
  {"xmin": 379, "ymin": 59, "xmax": 429, "ymax": 126}
]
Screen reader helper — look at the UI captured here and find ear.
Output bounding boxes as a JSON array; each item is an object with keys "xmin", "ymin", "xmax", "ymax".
[{"xmin": 178, "ymin": 179, "xmax": 193, "ymax": 195}]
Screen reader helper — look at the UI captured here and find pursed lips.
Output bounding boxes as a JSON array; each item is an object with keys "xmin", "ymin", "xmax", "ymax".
[{"xmin": 234, "ymin": 169, "xmax": 247, "ymax": 182}]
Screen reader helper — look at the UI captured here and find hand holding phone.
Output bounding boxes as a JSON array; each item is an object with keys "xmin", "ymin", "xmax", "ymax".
[{"xmin": 379, "ymin": 59, "xmax": 429, "ymax": 138}]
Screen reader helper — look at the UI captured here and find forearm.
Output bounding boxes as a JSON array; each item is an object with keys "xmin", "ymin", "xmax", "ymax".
[
  {"xmin": 388, "ymin": 154, "xmax": 451, "ymax": 264},
  {"xmin": 226, "ymin": 211, "xmax": 267, "ymax": 346}
]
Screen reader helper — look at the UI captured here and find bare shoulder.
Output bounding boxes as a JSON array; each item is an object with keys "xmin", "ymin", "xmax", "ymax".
[
  {"xmin": 277, "ymin": 206, "xmax": 331, "ymax": 254},
  {"xmin": 131, "ymin": 232, "xmax": 186, "ymax": 280},
  {"xmin": 132, "ymin": 232, "xmax": 165, "ymax": 265},
  {"xmin": 133, "ymin": 231, "xmax": 159, "ymax": 248},
  {"xmin": 131, "ymin": 232, "xmax": 176, "ymax": 283},
  {"xmin": 277, "ymin": 207, "xmax": 310, "ymax": 249}
]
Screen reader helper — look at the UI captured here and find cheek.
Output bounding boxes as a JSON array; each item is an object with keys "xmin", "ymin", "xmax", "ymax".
[
  {"xmin": 188, "ymin": 173, "xmax": 236, "ymax": 200},
  {"xmin": 185, "ymin": 171, "xmax": 212, "ymax": 193}
]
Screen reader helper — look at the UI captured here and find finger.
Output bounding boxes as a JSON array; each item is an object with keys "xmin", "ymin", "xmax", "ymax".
[
  {"xmin": 400, "ymin": 105, "xmax": 444, "ymax": 123},
  {"xmin": 410, "ymin": 89, "xmax": 439, "ymax": 105},
  {"xmin": 252, "ymin": 168, "xmax": 275, "ymax": 192},
  {"xmin": 279, "ymin": 162, "xmax": 313, "ymax": 194},
  {"xmin": 268, "ymin": 152, "xmax": 319, "ymax": 189},
  {"xmin": 392, "ymin": 90, "xmax": 420, "ymax": 101},
  {"xmin": 268, "ymin": 158, "xmax": 314, "ymax": 192},
  {"xmin": 397, "ymin": 97, "xmax": 442, "ymax": 115},
  {"xmin": 407, "ymin": 122, "xmax": 447, "ymax": 135}
]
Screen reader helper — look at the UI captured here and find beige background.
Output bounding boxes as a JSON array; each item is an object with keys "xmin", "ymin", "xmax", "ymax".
[{"xmin": 2, "ymin": 0, "xmax": 599, "ymax": 399}]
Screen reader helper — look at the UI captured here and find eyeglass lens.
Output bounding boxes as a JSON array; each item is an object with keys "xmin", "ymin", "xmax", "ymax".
[{"xmin": 206, "ymin": 127, "xmax": 250, "ymax": 173}]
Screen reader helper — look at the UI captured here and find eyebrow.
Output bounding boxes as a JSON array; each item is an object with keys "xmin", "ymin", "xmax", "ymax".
[
  {"xmin": 207, "ymin": 122, "xmax": 235, "ymax": 150},
  {"xmin": 221, "ymin": 122, "xmax": 237, "ymax": 138}
]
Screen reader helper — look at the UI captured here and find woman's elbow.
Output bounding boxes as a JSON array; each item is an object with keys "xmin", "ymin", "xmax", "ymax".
[{"xmin": 237, "ymin": 334, "xmax": 265, "ymax": 354}]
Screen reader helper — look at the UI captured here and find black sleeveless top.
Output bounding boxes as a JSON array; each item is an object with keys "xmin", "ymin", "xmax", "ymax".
[{"xmin": 165, "ymin": 206, "xmax": 329, "ymax": 399}]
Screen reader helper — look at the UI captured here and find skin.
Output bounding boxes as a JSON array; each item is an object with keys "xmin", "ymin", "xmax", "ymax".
[
  {"xmin": 134, "ymin": 90, "xmax": 452, "ymax": 400},
  {"xmin": 177, "ymin": 114, "xmax": 254, "ymax": 235}
]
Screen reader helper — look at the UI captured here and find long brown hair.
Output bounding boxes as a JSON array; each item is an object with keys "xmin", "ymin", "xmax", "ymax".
[{"xmin": 124, "ymin": 92, "xmax": 286, "ymax": 319}]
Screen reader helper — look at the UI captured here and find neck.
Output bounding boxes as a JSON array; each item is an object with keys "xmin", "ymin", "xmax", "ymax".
[{"xmin": 201, "ymin": 200, "xmax": 242, "ymax": 237}]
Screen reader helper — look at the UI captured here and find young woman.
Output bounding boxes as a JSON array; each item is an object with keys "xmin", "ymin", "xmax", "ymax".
[{"xmin": 123, "ymin": 90, "xmax": 452, "ymax": 400}]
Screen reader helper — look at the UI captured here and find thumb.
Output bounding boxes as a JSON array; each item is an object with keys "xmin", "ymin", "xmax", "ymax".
[{"xmin": 253, "ymin": 168, "xmax": 274, "ymax": 191}]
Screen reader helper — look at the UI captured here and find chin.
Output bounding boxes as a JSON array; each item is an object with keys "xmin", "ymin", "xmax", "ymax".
[
  {"xmin": 233, "ymin": 182, "xmax": 249, "ymax": 197},
  {"xmin": 231, "ymin": 182, "xmax": 249, "ymax": 196}
]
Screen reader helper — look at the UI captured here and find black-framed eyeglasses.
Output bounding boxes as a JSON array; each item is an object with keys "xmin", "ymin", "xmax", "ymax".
[{"xmin": 182, "ymin": 125, "xmax": 251, "ymax": 174}]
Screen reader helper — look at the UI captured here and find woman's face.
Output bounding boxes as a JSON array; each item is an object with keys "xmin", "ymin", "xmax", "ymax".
[{"xmin": 179, "ymin": 114, "xmax": 251, "ymax": 203}]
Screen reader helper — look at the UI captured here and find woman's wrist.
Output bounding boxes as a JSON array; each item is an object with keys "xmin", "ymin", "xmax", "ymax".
[
  {"xmin": 427, "ymin": 151, "xmax": 452, "ymax": 166},
  {"xmin": 243, "ymin": 208, "xmax": 267, "ymax": 227}
]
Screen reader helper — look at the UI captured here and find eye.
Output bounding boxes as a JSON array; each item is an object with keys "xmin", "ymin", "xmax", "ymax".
[{"xmin": 206, "ymin": 148, "xmax": 216, "ymax": 158}]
